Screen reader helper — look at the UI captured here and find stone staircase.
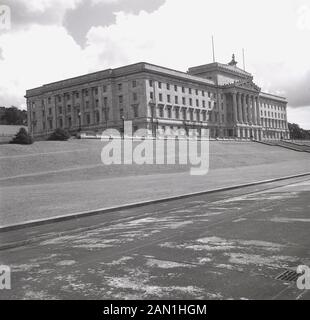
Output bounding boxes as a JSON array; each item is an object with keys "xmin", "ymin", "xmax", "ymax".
[{"xmin": 255, "ymin": 140, "xmax": 310, "ymax": 153}]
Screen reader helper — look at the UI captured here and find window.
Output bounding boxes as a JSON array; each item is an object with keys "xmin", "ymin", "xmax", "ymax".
[
  {"xmin": 196, "ymin": 111, "xmax": 200, "ymax": 121},
  {"xmin": 189, "ymin": 88, "xmax": 192, "ymax": 94},
  {"xmin": 189, "ymin": 109, "xmax": 193, "ymax": 121},
  {"xmin": 85, "ymin": 101, "xmax": 89, "ymax": 109},
  {"xmin": 58, "ymin": 106, "xmax": 62, "ymax": 114},
  {"xmin": 195, "ymin": 89, "xmax": 199, "ymax": 95},
  {"xmin": 159, "ymin": 107, "xmax": 164, "ymax": 117},
  {"xmin": 149, "ymin": 80, "xmax": 153, "ymax": 87},
  {"xmin": 150, "ymin": 106, "xmax": 155, "ymax": 118},
  {"xmin": 167, "ymin": 108, "xmax": 172, "ymax": 118},
  {"xmin": 120, "ymin": 108, "xmax": 124, "ymax": 119},
  {"xmin": 59, "ymin": 118, "xmax": 63, "ymax": 128},
  {"xmin": 58, "ymin": 96, "xmax": 61, "ymax": 102},
  {"xmin": 86, "ymin": 114, "xmax": 90, "ymax": 125},
  {"xmin": 208, "ymin": 92, "xmax": 211, "ymax": 98},
  {"xmin": 175, "ymin": 108, "xmax": 179, "ymax": 119},
  {"xmin": 182, "ymin": 87, "xmax": 185, "ymax": 93},
  {"xmin": 202, "ymin": 111, "xmax": 207, "ymax": 121},
  {"xmin": 202, "ymin": 91, "xmax": 205, "ymax": 97},
  {"xmin": 182, "ymin": 109, "xmax": 187, "ymax": 120},
  {"xmin": 133, "ymin": 106, "xmax": 138, "ymax": 118},
  {"xmin": 94, "ymin": 88, "xmax": 98, "ymax": 95},
  {"xmin": 103, "ymin": 97, "xmax": 108, "ymax": 106},
  {"xmin": 133, "ymin": 93, "xmax": 138, "ymax": 101},
  {"xmin": 76, "ymin": 92, "xmax": 79, "ymax": 98},
  {"xmin": 42, "ymin": 110, "xmax": 45, "ymax": 117},
  {"xmin": 67, "ymin": 105, "xmax": 71, "ymax": 113},
  {"xmin": 118, "ymin": 83, "xmax": 122, "ymax": 91},
  {"xmin": 103, "ymin": 108, "xmax": 109, "ymax": 121},
  {"xmin": 68, "ymin": 116, "xmax": 72, "ymax": 127},
  {"xmin": 208, "ymin": 101, "xmax": 211, "ymax": 108},
  {"xmin": 167, "ymin": 95, "xmax": 171, "ymax": 103},
  {"xmin": 119, "ymin": 95, "xmax": 123, "ymax": 104},
  {"xmin": 48, "ymin": 108, "xmax": 52, "ymax": 115},
  {"xmin": 167, "ymin": 83, "xmax": 170, "ymax": 90},
  {"xmin": 85, "ymin": 90, "xmax": 88, "ymax": 97},
  {"xmin": 132, "ymin": 80, "xmax": 137, "ymax": 88},
  {"xmin": 48, "ymin": 97, "xmax": 51, "ymax": 104},
  {"xmin": 95, "ymin": 99, "xmax": 99, "ymax": 107},
  {"xmin": 196, "ymin": 99, "xmax": 199, "ymax": 107},
  {"xmin": 189, "ymin": 98, "xmax": 192, "ymax": 106},
  {"xmin": 182, "ymin": 97, "xmax": 186, "ymax": 105},
  {"xmin": 95, "ymin": 111, "xmax": 99, "ymax": 123},
  {"xmin": 150, "ymin": 92, "xmax": 154, "ymax": 100},
  {"xmin": 49, "ymin": 119, "xmax": 53, "ymax": 129},
  {"xmin": 203, "ymin": 100, "xmax": 206, "ymax": 108},
  {"xmin": 159, "ymin": 93, "xmax": 163, "ymax": 102},
  {"xmin": 158, "ymin": 82, "xmax": 162, "ymax": 89},
  {"xmin": 175, "ymin": 96, "xmax": 178, "ymax": 104},
  {"xmin": 174, "ymin": 85, "xmax": 178, "ymax": 91},
  {"xmin": 102, "ymin": 85, "xmax": 107, "ymax": 93}
]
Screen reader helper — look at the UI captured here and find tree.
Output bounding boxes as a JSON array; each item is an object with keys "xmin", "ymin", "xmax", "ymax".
[
  {"xmin": 288, "ymin": 123, "xmax": 310, "ymax": 140},
  {"xmin": 48, "ymin": 128, "xmax": 71, "ymax": 141},
  {"xmin": 1, "ymin": 106, "xmax": 27, "ymax": 125},
  {"xmin": 10, "ymin": 128, "xmax": 33, "ymax": 145}
]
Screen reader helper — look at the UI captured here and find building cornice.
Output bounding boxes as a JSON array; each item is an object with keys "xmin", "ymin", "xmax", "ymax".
[{"xmin": 25, "ymin": 62, "xmax": 217, "ymax": 98}]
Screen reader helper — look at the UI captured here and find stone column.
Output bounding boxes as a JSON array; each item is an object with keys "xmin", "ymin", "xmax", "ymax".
[
  {"xmin": 256, "ymin": 96, "xmax": 261, "ymax": 125},
  {"xmin": 242, "ymin": 94, "xmax": 247, "ymax": 124},
  {"xmin": 237, "ymin": 93, "xmax": 243, "ymax": 123},
  {"xmin": 232, "ymin": 92, "xmax": 238, "ymax": 124},
  {"xmin": 248, "ymin": 95, "xmax": 252, "ymax": 124},
  {"xmin": 252, "ymin": 95, "xmax": 257, "ymax": 125}
]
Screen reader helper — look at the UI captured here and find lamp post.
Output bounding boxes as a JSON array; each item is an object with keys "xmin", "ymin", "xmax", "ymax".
[
  {"xmin": 121, "ymin": 115, "xmax": 125, "ymax": 138},
  {"xmin": 78, "ymin": 111, "xmax": 81, "ymax": 132}
]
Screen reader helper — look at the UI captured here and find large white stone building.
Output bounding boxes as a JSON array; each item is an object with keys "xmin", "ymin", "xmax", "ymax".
[{"xmin": 26, "ymin": 55, "xmax": 290, "ymax": 140}]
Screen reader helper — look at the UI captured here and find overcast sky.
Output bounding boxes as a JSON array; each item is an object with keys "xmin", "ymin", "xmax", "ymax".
[{"xmin": 0, "ymin": 0, "xmax": 309, "ymax": 128}]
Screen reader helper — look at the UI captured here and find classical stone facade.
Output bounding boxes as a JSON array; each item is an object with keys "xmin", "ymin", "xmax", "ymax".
[{"xmin": 25, "ymin": 56, "xmax": 290, "ymax": 140}]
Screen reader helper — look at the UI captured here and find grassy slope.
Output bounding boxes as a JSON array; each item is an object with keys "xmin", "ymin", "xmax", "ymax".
[
  {"xmin": 1, "ymin": 140, "xmax": 309, "ymax": 226},
  {"xmin": 0, "ymin": 140, "xmax": 309, "ymax": 186}
]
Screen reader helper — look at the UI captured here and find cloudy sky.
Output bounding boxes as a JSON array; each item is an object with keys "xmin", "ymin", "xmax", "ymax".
[{"xmin": 0, "ymin": 0, "xmax": 310, "ymax": 128}]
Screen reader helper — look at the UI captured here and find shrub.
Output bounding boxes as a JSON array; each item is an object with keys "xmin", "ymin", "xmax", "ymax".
[
  {"xmin": 48, "ymin": 128, "xmax": 71, "ymax": 141},
  {"xmin": 10, "ymin": 128, "xmax": 33, "ymax": 145}
]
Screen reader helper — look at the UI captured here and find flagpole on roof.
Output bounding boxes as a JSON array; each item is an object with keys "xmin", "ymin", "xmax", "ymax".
[
  {"xmin": 212, "ymin": 36, "xmax": 216, "ymax": 63},
  {"xmin": 242, "ymin": 48, "xmax": 246, "ymax": 70}
]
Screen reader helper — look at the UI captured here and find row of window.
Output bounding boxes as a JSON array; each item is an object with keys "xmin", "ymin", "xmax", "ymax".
[
  {"xmin": 261, "ymin": 110, "xmax": 286, "ymax": 119},
  {"xmin": 262, "ymin": 118, "xmax": 288, "ymax": 129},
  {"xmin": 261, "ymin": 102, "xmax": 286, "ymax": 111},
  {"xmin": 149, "ymin": 92, "xmax": 216, "ymax": 109},
  {"xmin": 148, "ymin": 80, "xmax": 218, "ymax": 99}
]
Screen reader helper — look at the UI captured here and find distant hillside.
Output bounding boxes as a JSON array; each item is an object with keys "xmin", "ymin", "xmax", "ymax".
[{"xmin": 288, "ymin": 123, "xmax": 310, "ymax": 140}]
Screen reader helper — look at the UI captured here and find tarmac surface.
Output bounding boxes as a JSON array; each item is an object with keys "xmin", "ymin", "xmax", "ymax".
[{"xmin": 0, "ymin": 176, "xmax": 310, "ymax": 300}]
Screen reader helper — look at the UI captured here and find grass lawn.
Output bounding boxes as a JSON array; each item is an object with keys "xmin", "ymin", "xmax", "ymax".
[{"xmin": 0, "ymin": 139, "xmax": 309, "ymax": 226}]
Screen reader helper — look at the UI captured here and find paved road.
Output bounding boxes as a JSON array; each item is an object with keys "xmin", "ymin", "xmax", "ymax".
[{"xmin": 0, "ymin": 176, "xmax": 310, "ymax": 300}]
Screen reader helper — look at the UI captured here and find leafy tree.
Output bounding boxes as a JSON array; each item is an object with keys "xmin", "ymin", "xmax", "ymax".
[
  {"xmin": 1, "ymin": 106, "xmax": 27, "ymax": 125},
  {"xmin": 10, "ymin": 128, "xmax": 33, "ymax": 145},
  {"xmin": 48, "ymin": 128, "xmax": 71, "ymax": 141},
  {"xmin": 288, "ymin": 123, "xmax": 310, "ymax": 140}
]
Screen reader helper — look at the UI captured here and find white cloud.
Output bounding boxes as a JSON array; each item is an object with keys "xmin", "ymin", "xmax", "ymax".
[
  {"xmin": 0, "ymin": 25, "xmax": 88, "ymax": 108},
  {"xmin": 287, "ymin": 106, "xmax": 310, "ymax": 129},
  {"xmin": 0, "ymin": 0, "xmax": 309, "ymax": 128}
]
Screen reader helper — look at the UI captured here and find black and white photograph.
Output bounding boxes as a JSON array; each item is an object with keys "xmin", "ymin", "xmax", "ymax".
[{"xmin": 0, "ymin": 0, "xmax": 309, "ymax": 311}]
